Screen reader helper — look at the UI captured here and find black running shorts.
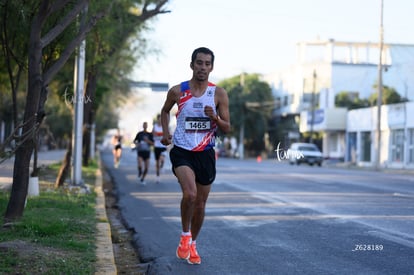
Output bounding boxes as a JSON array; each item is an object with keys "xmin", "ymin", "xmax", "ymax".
[
  {"xmin": 137, "ymin": 150, "xmax": 150, "ymax": 160},
  {"xmin": 170, "ymin": 146, "xmax": 216, "ymax": 185},
  {"xmin": 154, "ymin": 147, "xmax": 166, "ymax": 160}
]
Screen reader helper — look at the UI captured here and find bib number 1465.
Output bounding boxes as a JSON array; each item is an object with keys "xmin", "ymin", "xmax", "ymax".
[{"xmin": 185, "ymin": 117, "xmax": 211, "ymax": 131}]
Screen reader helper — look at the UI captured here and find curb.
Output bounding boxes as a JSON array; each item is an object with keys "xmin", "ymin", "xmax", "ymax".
[{"xmin": 94, "ymin": 156, "xmax": 117, "ymax": 274}]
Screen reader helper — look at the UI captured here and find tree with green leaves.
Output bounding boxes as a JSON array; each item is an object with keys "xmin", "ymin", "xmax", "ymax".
[
  {"xmin": 81, "ymin": 1, "xmax": 170, "ymax": 166},
  {"xmin": 0, "ymin": 0, "xmax": 32, "ymax": 156},
  {"xmin": 219, "ymin": 74, "xmax": 273, "ymax": 156},
  {"xmin": 335, "ymin": 91, "xmax": 369, "ymax": 109},
  {"xmin": 368, "ymin": 85, "xmax": 407, "ymax": 105},
  {"xmin": 1, "ymin": 0, "xmax": 107, "ymax": 224},
  {"xmin": 55, "ymin": 0, "xmax": 170, "ymax": 187},
  {"xmin": 335, "ymin": 85, "xmax": 406, "ymax": 110},
  {"xmin": 1, "ymin": 0, "xmax": 170, "ymax": 223}
]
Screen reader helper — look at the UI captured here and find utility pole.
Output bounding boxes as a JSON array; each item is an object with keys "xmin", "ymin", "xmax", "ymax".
[
  {"xmin": 238, "ymin": 73, "xmax": 245, "ymax": 159},
  {"xmin": 310, "ymin": 70, "xmax": 317, "ymax": 144},
  {"xmin": 376, "ymin": 0, "xmax": 384, "ymax": 170},
  {"xmin": 72, "ymin": 5, "xmax": 87, "ymax": 185}
]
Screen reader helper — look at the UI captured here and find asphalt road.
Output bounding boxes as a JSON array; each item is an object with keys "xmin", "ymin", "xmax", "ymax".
[{"xmin": 101, "ymin": 148, "xmax": 414, "ymax": 275}]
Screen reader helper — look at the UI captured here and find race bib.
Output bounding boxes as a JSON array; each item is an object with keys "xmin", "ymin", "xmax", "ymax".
[{"xmin": 185, "ymin": 117, "xmax": 211, "ymax": 131}]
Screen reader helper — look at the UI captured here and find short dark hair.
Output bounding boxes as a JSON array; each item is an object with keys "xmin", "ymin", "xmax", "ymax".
[{"xmin": 191, "ymin": 47, "xmax": 215, "ymax": 65}]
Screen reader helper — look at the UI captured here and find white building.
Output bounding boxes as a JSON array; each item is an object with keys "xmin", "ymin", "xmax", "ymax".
[
  {"xmin": 263, "ymin": 39, "xmax": 414, "ymax": 168},
  {"xmin": 347, "ymin": 102, "xmax": 414, "ymax": 169}
]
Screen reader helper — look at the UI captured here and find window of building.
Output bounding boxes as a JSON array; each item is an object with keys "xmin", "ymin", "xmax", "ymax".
[
  {"xmin": 302, "ymin": 93, "xmax": 312, "ymax": 103},
  {"xmin": 408, "ymin": 129, "xmax": 414, "ymax": 163},
  {"xmin": 347, "ymin": 132, "xmax": 357, "ymax": 163},
  {"xmin": 283, "ymin": 95, "xmax": 288, "ymax": 106},
  {"xmin": 361, "ymin": 131, "xmax": 371, "ymax": 162},
  {"xmin": 327, "ymin": 133, "xmax": 339, "ymax": 156},
  {"xmin": 391, "ymin": 129, "xmax": 404, "ymax": 162}
]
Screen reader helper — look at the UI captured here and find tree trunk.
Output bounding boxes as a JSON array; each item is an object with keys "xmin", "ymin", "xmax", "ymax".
[
  {"xmin": 4, "ymin": 85, "xmax": 42, "ymax": 222},
  {"xmin": 3, "ymin": 142, "xmax": 33, "ymax": 223},
  {"xmin": 55, "ymin": 141, "xmax": 72, "ymax": 188},
  {"xmin": 3, "ymin": 2, "xmax": 46, "ymax": 223},
  {"xmin": 82, "ymin": 70, "xmax": 97, "ymax": 166},
  {"xmin": 31, "ymin": 136, "xmax": 39, "ymax": 177}
]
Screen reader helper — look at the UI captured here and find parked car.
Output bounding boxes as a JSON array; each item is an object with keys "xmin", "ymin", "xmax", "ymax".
[{"xmin": 288, "ymin": 143, "xmax": 323, "ymax": 166}]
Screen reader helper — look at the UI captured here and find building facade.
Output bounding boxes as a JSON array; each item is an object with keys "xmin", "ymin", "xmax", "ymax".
[
  {"xmin": 263, "ymin": 39, "xmax": 414, "ymax": 168},
  {"xmin": 346, "ymin": 102, "xmax": 414, "ymax": 169}
]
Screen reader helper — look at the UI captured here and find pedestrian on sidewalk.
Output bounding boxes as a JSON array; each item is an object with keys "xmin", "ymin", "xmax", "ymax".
[
  {"xmin": 160, "ymin": 47, "xmax": 231, "ymax": 265},
  {"xmin": 133, "ymin": 122, "xmax": 154, "ymax": 185}
]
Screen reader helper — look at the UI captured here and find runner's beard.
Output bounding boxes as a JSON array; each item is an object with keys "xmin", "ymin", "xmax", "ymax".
[{"xmin": 195, "ymin": 72, "xmax": 208, "ymax": 81}]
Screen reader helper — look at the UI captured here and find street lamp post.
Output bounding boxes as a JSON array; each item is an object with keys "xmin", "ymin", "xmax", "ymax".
[
  {"xmin": 71, "ymin": 4, "xmax": 88, "ymax": 185},
  {"xmin": 238, "ymin": 73, "xmax": 245, "ymax": 159},
  {"xmin": 376, "ymin": 0, "xmax": 384, "ymax": 169},
  {"xmin": 310, "ymin": 70, "xmax": 317, "ymax": 144}
]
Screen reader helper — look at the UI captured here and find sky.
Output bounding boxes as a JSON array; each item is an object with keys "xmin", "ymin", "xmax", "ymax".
[{"xmin": 132, "ymin": 0, "xmax": 414, "ymax": 87}]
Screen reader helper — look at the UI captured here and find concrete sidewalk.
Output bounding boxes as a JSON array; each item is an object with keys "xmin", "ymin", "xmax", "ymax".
[
  {"xmin": 0, "ymin": 150, "xmax": 116, "ymax": 274},
  {"xmin": 0, "ymin": 150, "xmax": 68, "ymax": 190}
]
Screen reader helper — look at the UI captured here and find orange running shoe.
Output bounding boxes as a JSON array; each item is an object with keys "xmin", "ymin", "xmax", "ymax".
[
  {"xmin": 187, "ymin": 242, "xmax": 201, "ymax": 265},
  {"xmin": 176, "ymin": 235, "xmax": 191, "ymax": 260}
]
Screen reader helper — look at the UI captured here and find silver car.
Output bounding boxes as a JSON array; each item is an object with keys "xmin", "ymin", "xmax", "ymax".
[{"xmin": 288, "ymin": 142, "xmax": 323, "ymax": 166}]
